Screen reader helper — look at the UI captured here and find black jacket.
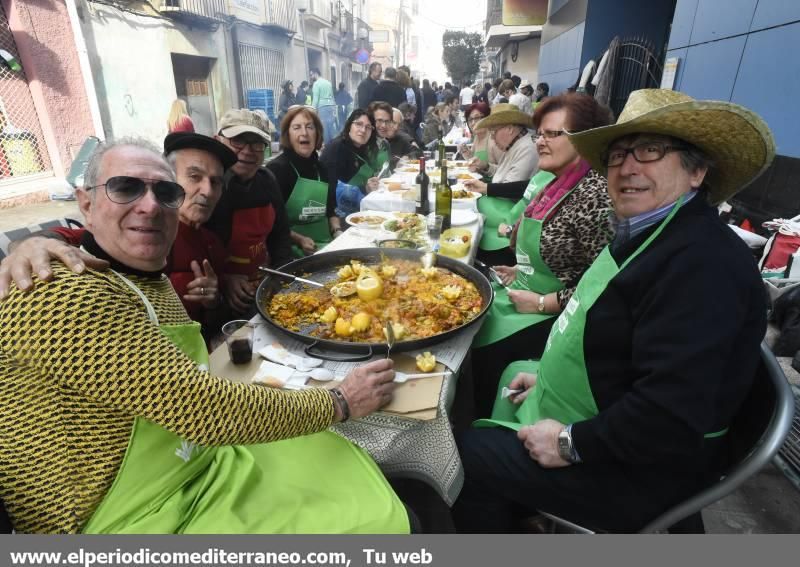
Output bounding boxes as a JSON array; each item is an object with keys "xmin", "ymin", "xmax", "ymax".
[
  {"xmin": 370, "ymin": 80, "xmax": 407, "ymax": 108},
  {"xmin": 387, "ymin": 131, "xmax": 421, "ymax": 168},
  {"xmin": 205, "ymin": 169, "xmax": 293, "ymax": 271},
  {"xmin": 356, "ymin": 78, "xmax": 379, "ymax": 109},
  {"xmin": 571, "ymin": 195, "xmax": 766, "ymax": 474},
  {"xmin": 319, "ymin": 137, "xmax": 375, "ymax": 195},
  {"xmin": 265, "ymin": 148, "xmax": 335, "ymax": 218}
]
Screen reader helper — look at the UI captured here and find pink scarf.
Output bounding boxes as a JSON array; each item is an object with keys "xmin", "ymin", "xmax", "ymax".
[{"xmin": 524, "ymin": 159, "xmax": 591, "ymax": 220}]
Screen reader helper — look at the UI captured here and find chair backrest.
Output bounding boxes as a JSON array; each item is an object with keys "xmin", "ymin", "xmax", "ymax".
[
  {"xmin": 0, "ymin": 218, "xmax": 83, "ymax": 261},
  {"xmin": 639, "ymin": 342, "xmax": 795, "ymax": 532}
]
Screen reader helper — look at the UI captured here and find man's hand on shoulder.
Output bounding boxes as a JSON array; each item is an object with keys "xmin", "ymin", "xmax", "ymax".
[{"xmin": 0, "ymin": 236, "xmax": 109, "ymax": 300}]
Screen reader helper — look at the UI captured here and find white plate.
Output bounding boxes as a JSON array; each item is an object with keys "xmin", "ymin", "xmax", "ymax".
[
  {"xmin": 345, "ymin": 211, "xmax": 391, "ymax": 227},
  {"xmin": 382, "ymin": 214, "xmax": 426, "ymax": 233},
  {"xmin": 450, "ymin": 210, "xmax": 478, "ymax": 226},
  {"xmin": 452, "ymin": 190, "xmax": 482, "ymax": 201}
]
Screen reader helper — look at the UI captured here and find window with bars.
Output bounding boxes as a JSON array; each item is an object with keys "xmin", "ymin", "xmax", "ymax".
[
  {"xmin": 238, "ymin": 43, "xmax": 285, "ymax": 121},
  {"xmin": 0, "ymin": 4, "xmax": 51, "ymax": 181}
]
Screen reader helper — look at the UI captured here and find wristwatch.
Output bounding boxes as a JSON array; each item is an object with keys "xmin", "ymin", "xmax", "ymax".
[
  {"xmin": 557, "ymin": 426, "xmax": 579, "ymax": 463},
  {"xmin": 537, "ymin": 294, "xmax": 546, "ymax": 313},
  {"xmin": 504, "ymin": 225, "xmax": 514, "ymax": 237}
]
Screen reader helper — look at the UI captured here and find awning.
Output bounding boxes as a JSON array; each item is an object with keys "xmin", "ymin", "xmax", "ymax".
[{"xmin": 485, "ymin": 24, "xmax": 542, "ymax": 49}]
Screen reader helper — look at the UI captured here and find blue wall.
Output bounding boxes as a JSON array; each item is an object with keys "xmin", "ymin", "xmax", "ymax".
[
  {"xmin": 537, "ymin": 0, "xmax": 674, "ymax": 96},
  {"xmin": 538, "ymin": 22, "xmax": 585, "ymax": 95},
  {"xmin": 582, "ymin": 0, "xmax": 674, "ymax": 67},
  {"xmin": 667, "ymin": 0, "xmax": 800, "ymax": 157}
]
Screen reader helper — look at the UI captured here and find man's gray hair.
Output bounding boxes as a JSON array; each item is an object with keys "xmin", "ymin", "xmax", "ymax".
[{"xmin": 83, "ymin": 137, "xmax": 173, "ymax": 189}]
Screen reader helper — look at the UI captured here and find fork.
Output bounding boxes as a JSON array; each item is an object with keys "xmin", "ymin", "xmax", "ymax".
[
  {"xmin": 394, "ymin": 371, "xmax": 452, "ymax": 383},
  {"xmin": 385, "ymin": 321, "xmax": 396, "ymax": 359}
]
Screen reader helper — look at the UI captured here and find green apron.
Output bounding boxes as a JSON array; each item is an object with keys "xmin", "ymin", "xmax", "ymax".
[
  {"xmin": 472, "ymin": 181, "xmax": 574, "ymax": 348},
  {"xmin": 477, "ymin": 196, "xmax": 725, "ymax": 440},
  {"xmin": 286, "ymin": 163, "xmax": 331, "ymax": 257},
  {"xmin": 83, "ymin": 272, "xmax": 408, "ymax": 534},
  {"xmin": 474, "ymin": 149, "xmax": 489, "ymax": 163},
  {"xmin": 479, "ymin": 170, "xmax": 555, "ymax": 251}
]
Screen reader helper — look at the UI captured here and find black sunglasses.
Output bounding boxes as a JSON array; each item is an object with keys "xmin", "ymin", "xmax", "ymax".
[{"xmin": 87, "ymin": 176, "xmax": 185, "ymax": 209}]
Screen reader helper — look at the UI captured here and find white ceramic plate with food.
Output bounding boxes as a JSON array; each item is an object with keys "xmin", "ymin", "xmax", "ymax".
[
  {"xmin": 451, "ymin": 189, "xmax": 482, "ymax": 201},
  {"xmin": 345, "ymin": 211, "xmax": 391, "ymax": 228},
  {"xmin": 450, "ymin": 209, "xmax": 479, "ymax": 226}
]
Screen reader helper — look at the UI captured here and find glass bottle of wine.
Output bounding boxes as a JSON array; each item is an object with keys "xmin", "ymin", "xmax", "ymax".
[
  {"xmin": 435, "ymin": 163, "xmax": 452, "ymax": 231},
  {"xmin": 415, "ymin": 157, "xmax": 430, "ymax": 216}
]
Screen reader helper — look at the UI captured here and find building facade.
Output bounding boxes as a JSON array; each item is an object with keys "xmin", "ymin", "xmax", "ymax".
[
  {"xmin": 0, "ymin": 0, "xmax": 99, "ymax": 205},
  {"xmin": 665, "ymin": 0, "xmax": 800, "ymax": 220},
  {"xmin": 484, "ymin": 0, "xmax": 542, "ymax": 84}
]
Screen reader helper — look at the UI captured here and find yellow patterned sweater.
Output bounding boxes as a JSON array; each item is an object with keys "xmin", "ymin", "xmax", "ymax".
[{"xmin": 0, "ymin": 265, "xmax": 335, "ymax": 533}]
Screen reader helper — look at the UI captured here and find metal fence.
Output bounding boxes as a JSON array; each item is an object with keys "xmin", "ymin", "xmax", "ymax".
[
  {"xmin": 608, "ymin": 36, "xmax": 663, "ymax": 118},
  {"xmin": 267, "ymin": 0, "xmax": 297, "ymax": 30},
  {"xmin": 0, "ymin": 4, "xmax": 51, "ymax": 181},
  {"xmin": 158, "ymin": 0, "xmax": 227, "ymax": 22},
  {"xmin": 308, "ymin": 0, "xmax": 332, "ymax": 22},
  {"xmin": 238, "ymin": 42, "xmax": 286, "ymax": 118}
]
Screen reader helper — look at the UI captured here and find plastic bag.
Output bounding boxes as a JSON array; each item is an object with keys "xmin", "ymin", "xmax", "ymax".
[{"xmin": 335, "ymin": 180, "xmax": 365, "ymax": 218}]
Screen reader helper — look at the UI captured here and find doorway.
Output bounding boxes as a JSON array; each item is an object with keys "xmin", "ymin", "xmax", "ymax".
[{"xmin": 171, "ymin": 54, "xmax": 216, "ymax": 136}]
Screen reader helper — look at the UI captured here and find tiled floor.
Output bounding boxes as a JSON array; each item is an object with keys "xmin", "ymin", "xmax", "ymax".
[{"xmin": 0, "ymin": 199, "xmax": 81, "ymax": 231}]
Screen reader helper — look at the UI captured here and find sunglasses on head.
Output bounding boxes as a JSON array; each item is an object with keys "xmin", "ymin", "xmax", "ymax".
[{"xmin": 87, "ymin": 176, "xmax": 186, "ymax": 209}]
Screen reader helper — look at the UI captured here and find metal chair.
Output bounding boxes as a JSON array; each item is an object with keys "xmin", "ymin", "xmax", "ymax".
[{"xmin": 539, "ymin": 342, "xmax": 796, "ymax": 534}]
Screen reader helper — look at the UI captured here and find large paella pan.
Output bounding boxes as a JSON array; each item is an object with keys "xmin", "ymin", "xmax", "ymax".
[{"xmin": 255, "ymin": 248, "xmax": 493, "ymax": 360}]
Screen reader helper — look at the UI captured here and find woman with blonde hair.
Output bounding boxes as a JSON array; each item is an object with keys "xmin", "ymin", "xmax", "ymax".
[{"xmin": 166, "ymin": 99, "xmax": 194, "ymax": 133}]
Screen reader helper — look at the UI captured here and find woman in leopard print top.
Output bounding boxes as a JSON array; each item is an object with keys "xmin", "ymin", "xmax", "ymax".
[{"xmin": 470, "ymin": 94, "xmax": 615, "ymax": 418}]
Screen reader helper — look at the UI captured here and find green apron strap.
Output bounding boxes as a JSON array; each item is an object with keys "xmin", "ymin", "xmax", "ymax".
[
  {"xmin": 478, "ymin": 170, "xmax": 554, "ymax": 251},
  {"xmin": 84, "ymin": 273, "xmax": 408, "ymax": 534},
  {"xmin": 348, "ymin": 153, "xmax": 375, "ymax": 190},
  {"xmin": 482, "ymin": 196, "xmax": 690, "ymax": 429}
]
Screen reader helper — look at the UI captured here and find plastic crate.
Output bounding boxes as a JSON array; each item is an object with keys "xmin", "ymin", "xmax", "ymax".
[{"xmin": 247, "ymin": 89, "xmax": 277, "ymax": 123}]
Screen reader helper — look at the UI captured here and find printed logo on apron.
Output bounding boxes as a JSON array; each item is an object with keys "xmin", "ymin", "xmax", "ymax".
[
  {"xmin": 300, "ymin": 200, "xmax": 326, "ymax": 220},
  {"xmin": 523, "ymin": 187, "xmax": 533, "ymax": 200}
]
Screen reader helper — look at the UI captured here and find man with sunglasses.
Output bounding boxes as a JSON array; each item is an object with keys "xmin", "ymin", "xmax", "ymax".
[
  {"xmin": 1, "ymin": 133, "xmax": 238, "ymax": 341},
  {"xmin": 211, "ymin": 109, "xmax": 292, "ymax": 315},
  {"xmin": 0, "ymin": 138, "xmax": 410, "ymax": 534}
]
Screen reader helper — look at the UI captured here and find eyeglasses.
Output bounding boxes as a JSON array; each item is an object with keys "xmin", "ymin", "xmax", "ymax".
[
  {"xmin": 534, "ymin": 129, "xmax": 566, "ymax": 140},
  {"xmin": 467, "ymin": 115, "xmax": 485, "ymax": 125},
  {"xmin": 605, "ymin": 142, "xmax": 688, "ymax": 167},
  {"xmin": 351, "ymin": 121, "xmax": 374, "ymax": 132},
  {"xmin": 375, "ymin": 119, "xmax": 396, "ymax": 127},
  {"xmin": 221, "ymin": 135, "xmax": 266, "ymax": 152},
  {"xmin": 87, "ymin": 176, "xmax": 185, "ymax": 209}
]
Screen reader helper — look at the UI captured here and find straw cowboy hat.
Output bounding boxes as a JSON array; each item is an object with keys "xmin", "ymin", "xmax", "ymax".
[
  {"xmin": 474, "ymin": 103, "xmax": 532, "ymax": 131},
  {"xmin": 568, "ymin": 89, "xmax": 775, "ymax": 204}
]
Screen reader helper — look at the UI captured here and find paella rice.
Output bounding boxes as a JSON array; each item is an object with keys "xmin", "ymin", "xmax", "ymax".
[{"xmin": 267, "ymin": 258, "xmax": 484, "ymax": 343}]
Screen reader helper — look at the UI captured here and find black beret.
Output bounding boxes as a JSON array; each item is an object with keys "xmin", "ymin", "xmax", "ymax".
[{"xmin": 163, "ymin": 132, "xmax": 237, "ymax": 171}]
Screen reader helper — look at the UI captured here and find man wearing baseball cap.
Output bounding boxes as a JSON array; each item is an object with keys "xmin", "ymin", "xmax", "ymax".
[
  {"xmin": 1, "ymin": 133, "xmax": 238, "ymax": 341},
  {"xmin": 210, "ymin": 109, "xmax": 293, "ymax": 315}
]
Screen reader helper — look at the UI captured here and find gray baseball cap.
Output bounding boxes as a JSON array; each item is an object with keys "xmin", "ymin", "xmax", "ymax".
[{"xmin": 217, "ymin": 109, "xmax": 271, "ymax": 143}]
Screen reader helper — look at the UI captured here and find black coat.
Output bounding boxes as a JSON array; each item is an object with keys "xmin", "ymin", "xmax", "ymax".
[
  {"xmin": 356, "ymin": 78, "xmax": 379, "ymax": 109},
  {"xmin": 572, "ymin": 195, "xmax": 767, "ymax": 474},
  {"xmin": 265, "ymin": 148, "xmax": 335, "ymax": 218},
  {"xmin": 370, "ymin": 80, "xmax": 407, "ymax": 108}
]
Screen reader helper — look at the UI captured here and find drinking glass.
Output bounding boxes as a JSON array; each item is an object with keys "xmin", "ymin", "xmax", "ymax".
[
  {"xmin": 427, "ymin": 214, "xmax": 444, "ymax": 250},
  {"xmin": 222, "ymin": 320, "xmax": 254, "ymax": 364}
]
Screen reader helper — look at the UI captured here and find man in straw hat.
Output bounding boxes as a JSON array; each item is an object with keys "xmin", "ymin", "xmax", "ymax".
[
  {"xmin": 455, "ymin": 89, "xmax": 775, "ymax": 532},
  {"xmin": 463, "ymin": 103, "xmax": 538, "ymax": 184}
]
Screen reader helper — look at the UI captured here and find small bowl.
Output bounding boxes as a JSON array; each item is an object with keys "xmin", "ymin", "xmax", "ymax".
[{"xmin": 376, "ymin": 239, "xmax": 419, "ymax": 249}]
